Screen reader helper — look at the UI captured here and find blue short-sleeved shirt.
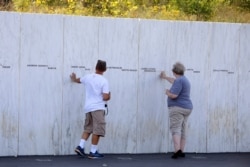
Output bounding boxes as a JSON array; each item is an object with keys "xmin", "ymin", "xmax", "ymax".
[{"xmin": 167, "ymin": 76, "xmax": 193, "ymax": 110}]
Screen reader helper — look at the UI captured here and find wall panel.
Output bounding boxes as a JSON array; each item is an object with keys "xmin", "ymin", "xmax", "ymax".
[
  {"xmin": 62, "ymin": 16, "xmax": 99, "ymax": 154},
  {"xmin": 98, "ymin": 18, "xmax": 139, "ymax": 153},
  {"xmin": 0, "ymin": 12, "xmax": 20, "ymax": 156},
  {"xmin": 137, "ymin": 20, "xmax": 169, "ymax": 153},
  {"xmin": 19, "ymin": 14, "xmax": 63, "ymax": 155},
  {"xmin": 167, "ymin": 22, "xmax": 212, "ymax": 153},
  {"xmin": 207, "ymin": 23, "xmax": 240, "ymax": 152},
  {"xmin": 237, "ymin": 24, "xmax": 250, "ymax": 152}
]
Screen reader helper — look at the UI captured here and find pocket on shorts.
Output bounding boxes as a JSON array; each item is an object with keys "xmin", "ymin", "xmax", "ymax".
[{"xmin": 84, "ymin": 114, "xmax": 91, "ymax": 126}]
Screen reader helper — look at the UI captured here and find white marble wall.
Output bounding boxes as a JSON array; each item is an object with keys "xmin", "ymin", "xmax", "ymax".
[
  {"xmin": 237, "ymin": 24, "xmax": 250, "ymax": 152},
  {"xmin": 137, "ymin": 20, "xmax": 169, "ymax": 153},
  {"xmin": 0, "ymin": 12, "xmax": 20, "ymax": 156},
  {"xmin": 62, "ymin": 16, "xmax": 99, "ymax": 155},
  {"xmin": 206, "ymin": 23, "xmax": 240, "ymax": 152},
  {"xmin": 162, "ymin": 21, "xmax": 212, "ymax": 153},
  {"xmin": 0, "ymin": 12, "xmax": 249, "ymax": 156},
  {"xmin": 18, "ymin": 13, "xmax": 64, "ymax": 155},
  {"xmin": 98, "ymin": 18, "xmax": 139, "ymax": 153}
]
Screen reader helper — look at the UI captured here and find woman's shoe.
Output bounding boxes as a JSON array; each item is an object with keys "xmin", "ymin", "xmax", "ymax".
[
  {"xmin": 171, "ymin": 150, "xmax": 185, "ymax": 159},
  {"xmin": 171, "ymin": 151, "xmax": 179, "ymax": 159},
  {"xmin": 177, "ymin": 150, "xmax": 185, "ymax": 157}
]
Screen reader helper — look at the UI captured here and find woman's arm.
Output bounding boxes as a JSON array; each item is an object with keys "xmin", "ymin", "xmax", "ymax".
[
  {"xmin": 160, "ymin": 71, "xmax": 175, "ymax": 84},
  {"xmin": 166, "ymin": 89, "xmax": 178, "ymax": 99}
]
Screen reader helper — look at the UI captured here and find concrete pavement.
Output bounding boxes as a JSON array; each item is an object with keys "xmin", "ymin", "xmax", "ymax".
[{"xmin": 0, "ymin": 153, "xmax": 249, "ymax": 167}]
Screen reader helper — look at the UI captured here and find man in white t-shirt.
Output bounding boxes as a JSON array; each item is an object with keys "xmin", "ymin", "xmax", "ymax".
[{"xmin": 70, "ymin": 60, "xmax": 111, "ymax": 159}]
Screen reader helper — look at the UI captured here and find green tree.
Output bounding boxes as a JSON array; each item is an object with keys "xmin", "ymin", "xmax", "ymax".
[
  {"xmin": 134, "ymin": 0, "xmax": 170, "ymax": 6},
  {"xmin": 229, "ymin": 0, "xmax": 250, "ymax": 10},
  {"xmin": 176, "ymin": 0, "xmax": 217, "ymax": 20},
  {"xmin": 3, "ymin": 0, "xmax": 250, "ymax": 22}
]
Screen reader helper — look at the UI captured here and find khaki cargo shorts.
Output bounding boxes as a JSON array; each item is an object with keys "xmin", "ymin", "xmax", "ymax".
[
  {"xmin": 169, "ymin": 106, "xmax": 192, "ymax": 139},
  {"xmin": 84, "ymin": 110, "xmax": 106, "ymax": 137}
]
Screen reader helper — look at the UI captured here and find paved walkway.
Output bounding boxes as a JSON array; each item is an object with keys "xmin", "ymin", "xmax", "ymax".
[{"xmin": 0, "ymin": 153, "xmax": 249, "ymax": 167}]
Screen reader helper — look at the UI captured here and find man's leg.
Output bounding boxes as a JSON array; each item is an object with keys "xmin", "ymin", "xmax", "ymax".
[
  {"xmin": 78, "ymin": 132, "xmax": 90, "ymax": 148},
  {"xmin": 82, "ymin": 132, "xmax": 91, "ymax": 141},
  {"xmin": 88, "ymin": 110, "xmax": 105, "ymax": 159},
  {"xmin": 75, "ymin": 113, "xmax": 92, "ymax": 157},
  {"xmin": 90, "ymin": 134, "xmax": 100, "ymax": 154},
  {"xmin": 91, "ymin": 134, "xmax": 100, "ymax": 145}
]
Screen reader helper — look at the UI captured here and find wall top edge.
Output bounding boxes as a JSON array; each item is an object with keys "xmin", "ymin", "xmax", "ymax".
[{"xmin": 1, "ymin": 11, "xmax": 248, "ymax": 26}]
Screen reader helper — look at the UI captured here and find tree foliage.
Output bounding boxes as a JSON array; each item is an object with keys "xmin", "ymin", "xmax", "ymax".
[
  {"xmin": 176, "ymin": 0, "xmax": 217, "ymax": 20},
  {"xmin": 230, "ymin": 0, "xmax": 250, "ymax": 10},
  {"xmin": 0, "ymin": 0, "xmax": 249, "ymax": 22}
]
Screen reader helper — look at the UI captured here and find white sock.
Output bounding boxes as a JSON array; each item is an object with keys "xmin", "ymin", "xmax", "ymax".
[
  {"xmin": 79, "ymin": 139, "xmax": 86, "ymax": 148},
  {"xmin": 90, "ymin": 144, "xmax": 98, "ymax": 153}
]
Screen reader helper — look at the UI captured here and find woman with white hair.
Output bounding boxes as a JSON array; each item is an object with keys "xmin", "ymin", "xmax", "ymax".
[{"xmin": 160, "ymin": 62, "xmax": 193, "ymax": 159}]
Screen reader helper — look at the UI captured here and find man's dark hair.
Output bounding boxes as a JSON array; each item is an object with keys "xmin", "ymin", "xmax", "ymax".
[{"xmin": 96, "ymin": 60, "xmax": 107, "ymax": 72}]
